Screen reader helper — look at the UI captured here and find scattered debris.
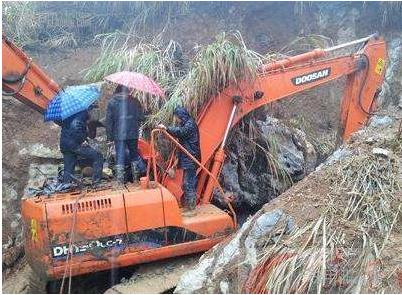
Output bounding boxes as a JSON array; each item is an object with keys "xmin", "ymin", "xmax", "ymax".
[{"xmin": 372, "ymin": 147, "xmax": 392, "ymax": 158}]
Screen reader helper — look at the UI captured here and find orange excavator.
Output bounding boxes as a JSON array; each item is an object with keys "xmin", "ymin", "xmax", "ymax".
[{"xmin": 2, "ymin": 33, "xmax": 387, "ymax": 283}]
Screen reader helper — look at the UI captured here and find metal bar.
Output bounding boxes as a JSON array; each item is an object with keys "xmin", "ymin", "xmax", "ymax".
[
  {"xmin": 221, "ymin": 104, "xmax": 237, "ymax": 148},
  {"xmin": 150, "ymin": 129, "xmax": 225, "ymax": 196},
  {"xmin": 324, "ymin": 34, "xmax": 376, "ymax": 52}
]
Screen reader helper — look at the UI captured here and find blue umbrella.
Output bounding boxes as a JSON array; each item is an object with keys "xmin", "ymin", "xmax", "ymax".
[{"xmin": 44, "ymin": 84, "xmax": 101, "ymax": 122}]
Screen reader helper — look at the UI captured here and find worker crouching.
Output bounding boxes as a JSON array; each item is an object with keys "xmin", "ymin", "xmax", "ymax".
[
  {"xmin": 60, "ymin": 108, "xmax": 104, "ymax": 185},
  {"xmin": 106, "ymin": 85, "xmax": 145, "ymax": 186},
  {"xmin": 158, "ymin": 107, "xmax": 201, "ymax": 216}
]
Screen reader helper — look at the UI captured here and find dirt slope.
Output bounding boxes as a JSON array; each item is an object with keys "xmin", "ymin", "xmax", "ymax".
[{"xmin": 175, "ymin": 106, "xmax": 402, "ymax": 293}]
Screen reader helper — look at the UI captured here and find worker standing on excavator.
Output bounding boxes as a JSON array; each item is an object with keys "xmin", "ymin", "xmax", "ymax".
[
  {"xmin": 60, "ymin": 107, "xmax": 104, "ymax": 185},
  {"xmin": 106, "ymin": 85, "xmax": 145, "ymax": 186},
  {"xmin": 158, "ymin": 106, "xmax": 201, "ymax": 215}
]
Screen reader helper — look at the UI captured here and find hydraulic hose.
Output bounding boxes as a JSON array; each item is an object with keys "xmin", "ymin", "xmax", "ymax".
[
  {"xmin": 2, "ymin": 59, "xmax": 31, "ymax": 96},
  {"xmin": 2, "ymin": 59, "xmax": 31, "ymax": 83},
  {"xmin": 358, "ymin": 53, "xmax": 377, "ymax": 116},
  {"xmin": 2, "ymin": 76, "xmax": 26, "ymax": 96}
]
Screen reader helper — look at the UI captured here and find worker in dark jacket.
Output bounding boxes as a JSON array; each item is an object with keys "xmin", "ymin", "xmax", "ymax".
[
  {"xmin": 60, "ymin": 109, "xmax": 103, "ymax": 185},
  {"xmin": 158, "ymin": 107, "xmax": 201, "ymax": 214},
  {"xmin": 106, "ymin": 85, "xmax": 145, "ymax": 185}
]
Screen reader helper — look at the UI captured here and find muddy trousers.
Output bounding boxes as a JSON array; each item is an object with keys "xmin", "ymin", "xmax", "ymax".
[
  {"xmin": 114, "ymin": 139, "xmax": 138, "ymax": 166},
  {"xmin": 114, "ymin": 139, "xmax": 141, "ymax": 183},
  {"xmin": 62, "ymin": 146, "xmax": 103, "ymax": 184},
  {"xmin": 182, "ymin": 168, "xmax": 197, "ymax": 210}
]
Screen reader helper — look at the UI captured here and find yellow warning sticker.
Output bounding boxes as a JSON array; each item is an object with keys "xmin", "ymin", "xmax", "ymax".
[
  {"xmin": 30, "ymin": 219, "xmax": 39, "ymax": 242},
  {"xmin": 375, "ymin": 58, "xmax": 385, "ymax": 75}
]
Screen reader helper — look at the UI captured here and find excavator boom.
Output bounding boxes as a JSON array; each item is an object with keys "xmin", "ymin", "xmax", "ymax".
[
  {"xmin": 162, "ymin": 34, "xmax": 387, "ymax": 204},
  {"xmin": 2, "ymin": 35, "xmax": 59, "ymax": 112}
]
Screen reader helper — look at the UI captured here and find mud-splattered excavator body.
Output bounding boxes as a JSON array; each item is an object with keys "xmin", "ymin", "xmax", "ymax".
[{"xmin": 2, "ymin": 34, "xmax": 387, "ymax": 280}]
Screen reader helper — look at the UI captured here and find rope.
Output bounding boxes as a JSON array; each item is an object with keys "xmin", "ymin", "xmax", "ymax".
[
  {"xmin": 358, "ymin": 54, "xmax": 377, "ymax": 116},
  {"xmin": 151, "ymin": 129, "xmax": 238, "ymax": 228},
  {"xmin": 59, "ymin": 190, "xmax": 86, "ymax": 294}
]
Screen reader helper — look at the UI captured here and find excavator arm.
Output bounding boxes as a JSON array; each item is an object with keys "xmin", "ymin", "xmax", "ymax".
[
  {"xmin": 162, "ymin": 34, "xmax": 387, "ymax": 203},
  {"xmin": 2, "ymin": 35, "xmax": 60, "ymax": 112}
]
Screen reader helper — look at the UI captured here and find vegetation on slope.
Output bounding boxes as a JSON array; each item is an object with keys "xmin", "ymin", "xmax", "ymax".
[{"xmin": 243, "ymin": 123, "xmax": 402, "ymax": 293}]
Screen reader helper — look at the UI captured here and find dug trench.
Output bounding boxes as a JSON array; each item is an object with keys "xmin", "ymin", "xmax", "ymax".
[{"xmin": 2, "ymin": 2, "xmax": 402, "ymax": 294}]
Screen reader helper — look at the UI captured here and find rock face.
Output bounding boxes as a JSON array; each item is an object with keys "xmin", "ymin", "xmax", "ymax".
[
  {"xmin": 175, "ymin": 209, "xmax": 295, "ymax": 293},
  {"xmin": 378, "ymin": 36, "xmax": 402, "ymax": 107},
  {"xmin": 217, "ymin": 115, "xmax": 317, "ymax": 212}
]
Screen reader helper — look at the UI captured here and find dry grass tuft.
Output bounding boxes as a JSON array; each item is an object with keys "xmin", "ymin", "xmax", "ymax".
[{"xmin": 244, "ymin": 149, "xmax": 401, "ymax": 293}]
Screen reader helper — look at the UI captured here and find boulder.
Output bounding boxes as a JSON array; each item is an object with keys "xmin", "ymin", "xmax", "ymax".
[
  {"xmin": 372, "ymin": 147, "xmax": 392, "ymax": 158},
  {"xmin": 369, "ymin": 115, "xmax": 394, "ymax": 128},
  {"xmin": 218, "ymin": 116, "xmax": 317, "ymax": 211}
]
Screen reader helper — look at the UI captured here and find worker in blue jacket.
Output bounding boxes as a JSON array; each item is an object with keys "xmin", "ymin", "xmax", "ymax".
[
  {"xmin": 60, "ymin": 109, "xmax": 103, "ymax": 185},
  {"xmin": 158, "ymin": 107, "xmax": 201, "ymax": 214}
]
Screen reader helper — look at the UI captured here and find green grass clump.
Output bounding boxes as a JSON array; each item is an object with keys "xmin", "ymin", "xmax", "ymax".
[
  {"xmin": 83, "ymin": 31, "xmax": 184, "ymax": 113},
  {"xmin": 149, "ymin": 31, "xmax": 268, "ymax": 125},
  {"xmin": 3, "ymin": 2, "xmax": 39, "ymax": 48},
  {"xmin": 84, "ymin": 31, "xmax": 268, "ymax": 127}
]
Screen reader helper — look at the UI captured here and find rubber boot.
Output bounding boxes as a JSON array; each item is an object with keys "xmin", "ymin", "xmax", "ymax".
[
  {"xmin": 91, "ymin": 180, "xmax": 102, "ymax": 190},
  {"xmin": 114, "ymin": 165, "xmax": 125, "ymax": 190},
  {"xmin": 131, "ymin": 162, "xmax": 140, "ymax": 185},
  {"xmin": 182, "ymin": 196, "xmax": 197, "ymax": 217}
]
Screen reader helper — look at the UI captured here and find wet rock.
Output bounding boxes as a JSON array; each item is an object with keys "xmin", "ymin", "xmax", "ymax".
[
  {"xmin": 377, "ymin": 36, "xmax": 402, "ymax": 107},
  {"xmin": 24, "ymin": 163, "xmax": 60, "ymax": 192},
  {"xmin": 19, "ymin": 143, "xmax": 62, "ymax": 159},
  {"xmin": 316, "ymin": 147, "xmax": 352, "ymax": 170},
  {"xmin": 257, "ymin": 117, "xmax": 305, "ymax": 177},
  {"xmin": 219, "ymin": 116, "xmax": 317, "ymax": 211},
  {"xmin": 369, "ymin": 115, "xmax": 394, "ymax": 128},
  {"xmin": 175, "ymin": 209, "xmax": 294, "ymax": 293}
]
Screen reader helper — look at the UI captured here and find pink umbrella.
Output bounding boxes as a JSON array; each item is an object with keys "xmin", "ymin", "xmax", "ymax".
[{"xmin": 105, "ymin": 71, "xmax": 165, "ymax": 98}]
